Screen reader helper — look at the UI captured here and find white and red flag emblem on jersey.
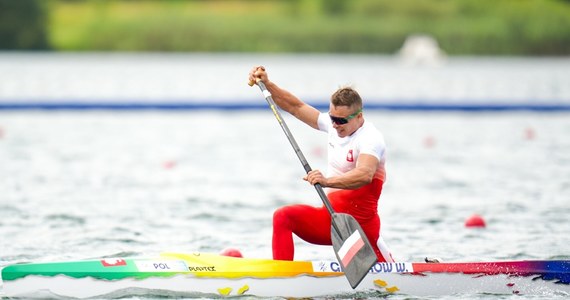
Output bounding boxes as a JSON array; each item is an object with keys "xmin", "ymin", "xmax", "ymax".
[
  {"xmin": 346, "ymin": 149, "xmax": 354, "ymax": 162},
  {"xmin": 337, "ymin": 230, "xmax": 365, "ymax": 267},
  {"xmin": 101, "ymin": 258, "xmax": 127, "ymax": 267}
]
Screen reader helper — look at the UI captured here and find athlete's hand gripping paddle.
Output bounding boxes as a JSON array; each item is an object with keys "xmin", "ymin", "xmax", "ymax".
[{"xmin": 249, "ymin": 78, "xmax": 377, "ymax": 288}]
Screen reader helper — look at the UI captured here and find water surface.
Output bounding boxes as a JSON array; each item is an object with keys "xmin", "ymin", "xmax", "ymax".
[{"xmin": 0, "ymin": 110, "xmax": 568, "ymax": 299}]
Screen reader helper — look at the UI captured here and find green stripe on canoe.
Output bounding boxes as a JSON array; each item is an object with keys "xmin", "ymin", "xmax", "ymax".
[{"xmin": 2, "ymin": 259, "xmax": 180, "ymax": 281}]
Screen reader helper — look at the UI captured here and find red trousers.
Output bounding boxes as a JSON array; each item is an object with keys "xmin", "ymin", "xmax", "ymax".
[{"xmin": 272, "ymin": 178, "xmax": 387, "ymax": 262}]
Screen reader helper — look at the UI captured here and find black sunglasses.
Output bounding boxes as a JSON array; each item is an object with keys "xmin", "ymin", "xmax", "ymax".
[{"xmin": 329, "ymin": 109, "xmax": 362, "ymax": 125}]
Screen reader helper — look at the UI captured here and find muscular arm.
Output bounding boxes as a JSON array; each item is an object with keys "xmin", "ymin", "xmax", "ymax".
[
  {"xmin": 305, "ymin": 154, "xmax": 379, "ymax": 189},
  {"xmin": 263, "ymin": 81, "xmax": 320, "ymax": 130},
  {"xmin": 249, "ymin": 66, "xmax": 320, "ymax": 129}
]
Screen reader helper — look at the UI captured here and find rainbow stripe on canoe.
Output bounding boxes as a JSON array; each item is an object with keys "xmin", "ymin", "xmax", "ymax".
[{"xmin": 2, "ymin": 252, "xmax": 569, "ymax": 298}]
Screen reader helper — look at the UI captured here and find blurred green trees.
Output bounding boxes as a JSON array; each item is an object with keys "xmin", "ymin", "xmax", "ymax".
[
  {"xmin": 0, "ymin": 0, "xmax": 49, "ymax": 50},
  {"xmin": 1, "ymin": 0, "xmax": 569, "ymax": 55}
]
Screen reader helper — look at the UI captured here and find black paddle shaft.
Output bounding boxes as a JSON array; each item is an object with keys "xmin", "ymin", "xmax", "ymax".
[{"xmin": 255, "ymin": 81, "xmax": 340, "ymax": 232}]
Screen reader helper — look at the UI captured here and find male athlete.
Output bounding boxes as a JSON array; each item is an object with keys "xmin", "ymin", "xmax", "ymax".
[{"xmin": 248, "ymin": 66, "xmax": 394, "ymax": 262}]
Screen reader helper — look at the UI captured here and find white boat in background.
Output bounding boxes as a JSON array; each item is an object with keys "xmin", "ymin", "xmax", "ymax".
[{"xmin": 1, "ymin": 252, "xmax": 569, "ymax": 298}]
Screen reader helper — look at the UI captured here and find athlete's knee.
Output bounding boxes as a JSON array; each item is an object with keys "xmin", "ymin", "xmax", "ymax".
[{"xmin": 273, "ymin": 206, "xmax": 292, "ymax": 228}]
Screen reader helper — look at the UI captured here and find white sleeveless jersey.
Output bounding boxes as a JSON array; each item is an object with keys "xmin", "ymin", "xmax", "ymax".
[
  {"xmin": 317, "ymin": 113, "xmax": 394, "ymax": 261},
  {"xmin": 317, "ymin": 112, "xmax": 387, "ymax": 181}
]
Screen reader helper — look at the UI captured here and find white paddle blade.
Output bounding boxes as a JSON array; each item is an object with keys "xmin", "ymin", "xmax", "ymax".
[{"xmin": 331, "ymin": 213, "xmax": 378, "ymax": 288}]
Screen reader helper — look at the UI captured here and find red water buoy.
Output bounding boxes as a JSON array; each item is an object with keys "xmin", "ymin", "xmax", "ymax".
[
  {"xmin": 220, "ymin": 248, "xmax": 243, "ymax": 258},
  {"xmin": 312, "ymin": 146, "xmax": 324, "ymax": 158},
  {"xmin": 423, "ymin": 136, "xmax": 436, "ymax": 148},
  {"xmin": 525, "ymin": 127, "xmax": 536, "ymax": 140},
  {"xmin": 465, "ymin": 214, "xmax": 486, "ymax": 228},
  {"xmin": 162, "ymin": 160, "xmax": 177, "ymax": 169}
]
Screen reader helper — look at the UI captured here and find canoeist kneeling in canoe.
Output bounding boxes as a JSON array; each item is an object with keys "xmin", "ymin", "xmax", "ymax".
[{"xmin": 249, "ymin": 66, "xmax": 394, "ymax": 263}]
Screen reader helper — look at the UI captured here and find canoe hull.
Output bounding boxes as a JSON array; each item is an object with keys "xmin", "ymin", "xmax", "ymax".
[{"xmin": 2, "ymin": 252, "xmax": 569, "ymax": 298}]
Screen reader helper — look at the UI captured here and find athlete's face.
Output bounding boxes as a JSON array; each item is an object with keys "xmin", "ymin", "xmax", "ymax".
[{"xmin": 328, "ymin": 105, "xmax": 363, "ymax": 138}]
